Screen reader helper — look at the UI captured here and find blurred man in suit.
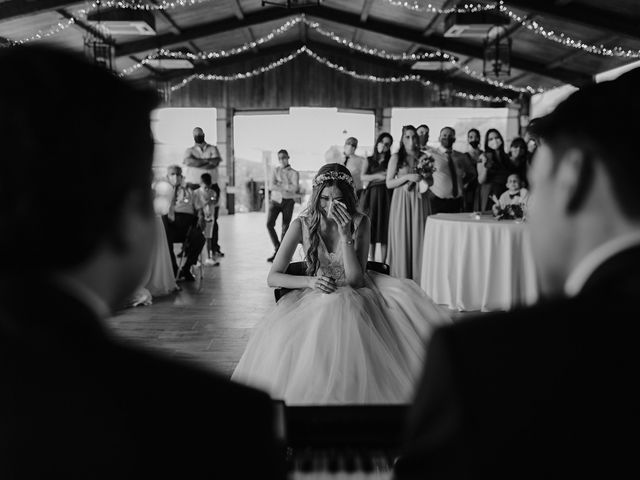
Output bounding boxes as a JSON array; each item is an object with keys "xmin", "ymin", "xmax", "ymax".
[
  {"xmin": 0, "ymin": 46, "xmax": 283, "ymax": 479},
  {"xmin": 395, "ymin": 69, "xmax": 640, "ymax": 479}
]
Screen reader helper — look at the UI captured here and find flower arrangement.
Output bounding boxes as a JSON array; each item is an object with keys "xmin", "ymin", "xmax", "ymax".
[
  {"xmin": 408, "ymin": 155, "xmax": 436, "ymax": 192},
  {"xmin": 494, "ymin": 202, "xmax": 526, "ymax": 221}
]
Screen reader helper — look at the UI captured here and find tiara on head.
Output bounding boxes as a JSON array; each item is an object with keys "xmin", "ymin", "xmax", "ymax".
[{"xmin": 313, "ymin": 170, "xmax": 354, "ymax": 189}]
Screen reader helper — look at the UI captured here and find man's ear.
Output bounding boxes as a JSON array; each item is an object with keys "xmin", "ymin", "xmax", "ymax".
[{"xmin": 557, "ymin": 147, "xmax": 593, "ymax": 214}]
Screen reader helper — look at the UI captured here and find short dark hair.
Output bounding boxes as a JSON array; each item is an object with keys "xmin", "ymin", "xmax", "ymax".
[
  {"xmin": 277, "ymin": 149, "xmax": 289, "ymax": 158},
  {"xmin": 201, "ymin": 173, "xmax": 212, "ymax": 185},
  {"xmin": 168, "ymin": 165, "xmax": 183, "ymax": 175},
  {"xmin": 417, "ymin": 124, "xmax": 429, "ymax": 131},
  {"xmin": 530, "ymin": 67, "xmax": 640, "ymax": 218},
  {"xmin": 0, "ymin": 46, "xmax": 158, "ymax": 272},
  {"xmin": 468, "ymin": 128, "xmax": 480, "ymax": 137}
]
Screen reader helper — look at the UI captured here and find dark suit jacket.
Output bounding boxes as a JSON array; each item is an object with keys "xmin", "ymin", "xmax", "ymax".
[
  {"xmin": 394, "ymin": 245, "xmax": 640, "ymax": 479},
  {"xmin": 0, "ymin": 278, "xmax": 284, "ymax": 479}
]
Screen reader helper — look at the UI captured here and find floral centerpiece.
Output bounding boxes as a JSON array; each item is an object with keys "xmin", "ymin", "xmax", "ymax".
[{"xmin": 494, "ymin": 202, "xmax": 526, "ymax": 221}]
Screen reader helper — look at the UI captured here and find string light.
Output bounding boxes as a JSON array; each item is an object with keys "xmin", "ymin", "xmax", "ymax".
[
  {"xmin": 88, "ymin": 0, "xmax": 215, "ymax": 11},
  {"xmin": 306, "ymin": 18, "xmax": 543, "ymax": 94},
  {"xmin": 0, "ymin": 19, "xmax": 76, "ymax": 47},
  {"xmin": 170, "ymin": 45, "xmax": 513, "ymax": 103},
  {"xmin": 384, "ymin": 0, "xmax": 640, "ymax": 60},
  {"xmin": 120, "ymin": 17, "xmax": 304, "ymax": 76}
]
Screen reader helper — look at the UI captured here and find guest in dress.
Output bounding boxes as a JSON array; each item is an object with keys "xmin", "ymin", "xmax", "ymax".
[
  {"xmin": 198, "ymin": 173, "xmax": 220, "ymax": 266},
  {"xmin": 478, "ymin": 129, "xmax": 512, "ymax": 210},
  {"xmin": 508, "ymin": 137, "xmax": 529, "ymax": 187},
  {"xmin": 359, "ymin": 132, "xmax": 393, "ymax": 263},
  {"xmin": 387, "ymin": 125, "xmax": 432, "ymax": 282}
]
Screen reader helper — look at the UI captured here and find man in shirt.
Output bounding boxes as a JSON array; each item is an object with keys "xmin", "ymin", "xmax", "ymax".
[
  {"xmin": 0, "ymin": 45, "xmax": 284, "ymax": 479},
  {"xmin": 464, "ymin": 128, "xmax": 483, "ymax": 211},
  {"xmin": 342, "ymin": 137, "xmax": 365, "ymax": 198},
  {"xmin": 266, "ymin": 149, "xmax": 299, "ymax": 262},
  {"xmin": 183, "ymin": 127, "xmax": 224, "ymax": 257},
  {"xmin": 423, "ymin": 127, "xmax": 474, "ymax": 214},
  {"xmin": 417, "ymin": 124, "xmax": 430, "ymax": 150},
  {"xmin": 395, "ymin": 68, "xmax": 640, "ymax": 479},
  {"xmin": 163, "ymin": 164, "xmax": 205, "ymax": 282}
]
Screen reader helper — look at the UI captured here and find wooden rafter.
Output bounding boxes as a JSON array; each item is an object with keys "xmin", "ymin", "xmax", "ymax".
[
  {"xmin": 160, "ymin": 38, "xmax": 518, "ymax": 102},
  {"xmin": 503, "ymin": 0, "xmax": 640, "ymax": 42}
]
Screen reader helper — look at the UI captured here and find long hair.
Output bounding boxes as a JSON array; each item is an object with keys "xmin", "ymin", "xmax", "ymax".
[
  {"xmin": 484, "ymin": 128, "xmax": 506, "ymax": 155},
  {"xmin": 509, "ymin": 137, "xmax": 528, "ymax": 163},
  {"xmin": 397, "ymin": 125, "xmax": 417, "ymax": 169},
  {"xmin": 303, "ymin": 163, "xmax": 359, "ymax": 276},
  {"xmin": 369, "ymin": 132, "xmax": 393, "ymax": 170}
]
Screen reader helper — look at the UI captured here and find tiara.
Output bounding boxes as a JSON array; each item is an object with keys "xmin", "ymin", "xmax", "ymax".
[{"xmin": 313, "ymin": 171, "xmax": 354, "ymax": 188}]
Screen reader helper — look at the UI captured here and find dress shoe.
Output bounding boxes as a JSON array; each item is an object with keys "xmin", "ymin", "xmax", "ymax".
[
  {"xmin": 176, "ymin": 269, "xmax": 196, "ymax": 282},
  {"xmin": 267, "ymin": 253, "xmax": 276, "ymax": 263}
]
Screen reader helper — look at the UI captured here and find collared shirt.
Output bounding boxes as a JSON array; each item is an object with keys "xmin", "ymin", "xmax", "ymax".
[
  {"xmin": 343, "ymin": 154, "xmax": 365, "ymax": 191},
  {"xmin": 564, "ymin": 231, "xmax": 640, "ymax": 297},
  {"xmin": 498, "ymin": 188, "xmax": 529, "ymax": 209},
  {"xmin": 426, "ymin": 145, "xmax": 470, "ymax": 199},
  {"xmin": 270, "ymin": 165, "xmax": 299, "ymax": 202},
  {"xmin": 173, "ymin": 183, "xmax": 202, "ymax": 215},
  {"xmin": 55, "ymin": 274, "xmax": 111, "ymax": 320},
  {"xmin": 183, "ymin": 142, "xmax": 221, "ymax": 184}
]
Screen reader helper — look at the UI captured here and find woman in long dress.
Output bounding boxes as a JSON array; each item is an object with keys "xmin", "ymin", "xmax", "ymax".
[
  {"xmin": 478, "ymin": 129, "xmax": 512, "ymax": 211},
  {"xmin": 359, "ymin": 132, "xmax": 393, "ymax": 263},
  {"xmin": 231, "ymin": 164, "xmax": 450, "ymax": 405},
  {"xmin": 386, "ymin": 125, "xmax": 431, "ymax": 282}
]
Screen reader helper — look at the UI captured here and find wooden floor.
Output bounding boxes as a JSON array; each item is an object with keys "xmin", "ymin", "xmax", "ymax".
[
  {"xmin": 109, "ymin": 210, "xmax": 303, "ymax": 378},
  {"xmin": 109, "ymin": 209, "xmax": 465, "ymax": 378}
]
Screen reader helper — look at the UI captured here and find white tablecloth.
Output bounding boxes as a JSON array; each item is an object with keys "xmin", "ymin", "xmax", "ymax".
[{"xmin": 420, "ymin": 213, "xmax": 538, "ymax": 312}]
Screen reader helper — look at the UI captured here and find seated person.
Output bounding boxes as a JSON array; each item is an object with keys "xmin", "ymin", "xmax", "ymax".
[
  {"xmin": 492, "ymin": 173, "xmax": 529, "ymax": 217},
  {"xmin": 162, "ymin": 164, "xmax": 206, "ymax": 281}
]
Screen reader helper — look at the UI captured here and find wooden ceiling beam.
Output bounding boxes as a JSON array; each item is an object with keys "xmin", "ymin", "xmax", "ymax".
[
  {"xmin": 546, "ymin": 34, "xmax": 618, "ymax": 70},
  {"xmin": 56, "ymin": 8, "xmax": 115, "ymax": 45},
  {"xmin": 299, "ymin": 5, "xmax": 592, "ymax": 86},
  {"xmin": 115, "ymin": 4, "xmax": 591, "ymax": 86},
  {"xmin": 503, "ymin": 0, "xmax": 640, "ymax": 42},
  {"xmin": 0, "ymin": 0, "xmax": 78, "ymax": 22},
  {"xmin": 115, "ymin": 7, "xmax": 288, "ymax": 57},
  {"xmin": 160, "ymin": 38, "xmax": 517, "ymax": 102}
]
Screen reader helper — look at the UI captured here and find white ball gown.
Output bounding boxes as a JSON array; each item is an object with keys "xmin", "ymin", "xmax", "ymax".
[{"xmin": 231, "ymin": 213, "xmax": 451, "ymax": 404}]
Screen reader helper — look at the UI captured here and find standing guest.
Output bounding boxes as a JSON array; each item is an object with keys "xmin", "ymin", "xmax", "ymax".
[
  {"xmin": 466, "ymin": 128, "xmax": 486, "ymax": 211},
  {"xmin": 423, "ymin": 127, "xmax": 473, "ymax": 215},
  {"xmin": 342, "ymin": 137, "xmax": 365, "ymax": 198},
  {"xmin": 267, "ymin": 149, "xmax": 299, "ymax": 262},
  {"xmin": 417, "ymin": 124, "xmax": 430, "ymax": 150},
  {"xmin": 387, "ymin": 125, "xmax": 431, "ymax": 282},
  {"xmin": 183, "ymin": 127, "xmax": 224, "ymax": 257},
  {"xmin": 198, "ymin": 173, "xmax": 220, "ymax": 267},
  {"xmin": 360, "ymin": 132, "xmax": 393, "ymax": 263},
  {"xmin": 395, "ymin": 67, "xmax": 640, "ymax": 479},
  {"xmin": 524, "ymin": 119, "xmax": 539, "ymax": 165},
  {"xmin": 478, "ymin": 128, "xmax": 512, "ymax": 210},
  {"xmin": 0, "ymin": 45, "xmax": 283, "ymax": 479},
  {"xmin": 508, "ymin": 137, "xmax": 529, "ymax": 187},
  {"xmin": 163, "ymin": 165, "xmax": 205, "ymax": 282}
]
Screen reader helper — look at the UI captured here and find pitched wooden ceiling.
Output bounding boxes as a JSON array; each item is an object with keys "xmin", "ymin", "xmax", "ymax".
[{"xmin": 1, "ymin": 0, "xmax": 639, "ymax": 102}]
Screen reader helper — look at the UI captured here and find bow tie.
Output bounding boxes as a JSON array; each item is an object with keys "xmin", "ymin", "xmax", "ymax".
[{"xmin": 509, "ymin": 193, "xmax": 520, "ymax": 199}]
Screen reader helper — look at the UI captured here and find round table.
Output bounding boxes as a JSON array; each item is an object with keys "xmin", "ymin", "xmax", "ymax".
[{"xmin": 420, "ymin": 213, "xmax": 538, "ymax": 312}]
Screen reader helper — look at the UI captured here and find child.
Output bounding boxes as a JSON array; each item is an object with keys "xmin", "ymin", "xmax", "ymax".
[
  {"xmin": 198, "ymin": 173, "xmax": 220, "ymax": 266},
  {"xmin": 492, "ymin": 173, "xmax": 529, "ymax": 216}
]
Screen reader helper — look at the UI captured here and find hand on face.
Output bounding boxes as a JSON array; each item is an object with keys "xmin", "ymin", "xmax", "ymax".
[{"xmin": 328, "ymin": 200, "xmax": 352, "ymax": 239}]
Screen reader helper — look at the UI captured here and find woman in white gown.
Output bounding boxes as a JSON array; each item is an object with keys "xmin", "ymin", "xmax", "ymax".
[{"xmin": 232, "ymin": 164, "xmax": 451, "ymax": 404}]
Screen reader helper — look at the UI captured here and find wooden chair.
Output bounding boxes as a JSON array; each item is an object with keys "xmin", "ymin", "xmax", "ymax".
[{"xmin": 273, "ymin": 261, "xmax": 390, "ymax": 302}]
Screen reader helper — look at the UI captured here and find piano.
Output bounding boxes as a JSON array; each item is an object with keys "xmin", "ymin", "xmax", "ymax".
[{"xmin": 275, "ymin": 403, "xmax": 409, "ymax": 479}]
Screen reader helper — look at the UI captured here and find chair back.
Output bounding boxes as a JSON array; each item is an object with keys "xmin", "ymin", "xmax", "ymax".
[{"xmin": 273, "ymin": 260, "xmax": 390, "ymax": 302}]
